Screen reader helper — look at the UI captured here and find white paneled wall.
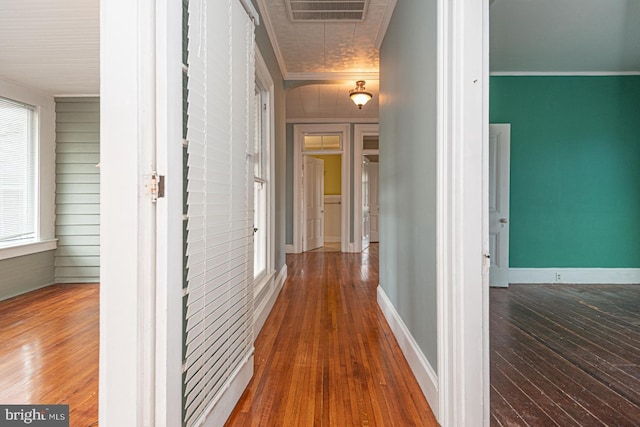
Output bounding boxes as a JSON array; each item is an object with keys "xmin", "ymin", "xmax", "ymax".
[
  {"xmin": 54, "ymin": 97, "xmax": 100, "ymax": 283},
  {"xmin": 324, "ymin": 195, "xmax": 341, "ymax": 242}
]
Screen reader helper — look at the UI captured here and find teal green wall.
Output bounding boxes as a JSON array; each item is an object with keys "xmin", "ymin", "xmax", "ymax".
[{"xmin": 490, "ymin": 76, "xmax": 640, "ymax": 268}]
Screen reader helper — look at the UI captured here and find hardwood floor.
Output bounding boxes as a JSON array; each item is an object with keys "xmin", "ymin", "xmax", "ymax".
[
  {"xmin": 491, "ymin": 284, "xmax": 640, "ymax": 427},
  {"xmin": 226, "ymin": 244, "xmax": 439, "ymax": 426},
  {"xmin": 0, "ymin": 283, "xmax": 99, "ymax": 427}
]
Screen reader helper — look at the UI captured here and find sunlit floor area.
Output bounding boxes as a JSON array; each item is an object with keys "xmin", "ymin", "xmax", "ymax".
[
  {"xmin": 0, "ymin": 283, "xmax": 99, "ymax": 426},
  {"xmin": 227, "ymin": 243, "xmax": 438, "ymax": 426}
]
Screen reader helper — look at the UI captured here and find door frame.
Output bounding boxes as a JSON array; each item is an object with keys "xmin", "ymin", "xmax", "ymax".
[
  {"xmin": 293, "ymin": 123, "xmax": 351, "ymax": 253},
  {"xmin": 435, "ymin": 0, "xmax": 489, "ymax": 425},
  {"xmin": 100, "ymin": 0, "xmax": 183, "ymax": 424},
  {"xmin": 353, "ymin": 124, "xmax": 379, "ymax": 252}
]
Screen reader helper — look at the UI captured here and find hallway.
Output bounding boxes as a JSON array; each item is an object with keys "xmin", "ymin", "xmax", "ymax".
[{"xmin": 226, "ymin": 245, "xmax": 438, "ymax": 426}]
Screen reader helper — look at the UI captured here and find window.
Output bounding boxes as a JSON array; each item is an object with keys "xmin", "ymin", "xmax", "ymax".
[
  {"xmin": 253, "ymin": 85, "xmax": 268, "ymax": 280},
  {"xmin": 0, "ymin": 97, "xmax": 37, "ymax": 246},
  {"xmin": 252, "ymin": 48, "xmax": 274, "ymax": 287},
  {"xmin": 303, "ymin": 134, "xmax": 341, "ymax": 151}
]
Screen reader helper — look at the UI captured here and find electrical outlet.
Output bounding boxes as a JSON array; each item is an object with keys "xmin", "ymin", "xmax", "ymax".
[{"xmin": 555, "ymin": 272, "xmax": 561, "ymax": 282}]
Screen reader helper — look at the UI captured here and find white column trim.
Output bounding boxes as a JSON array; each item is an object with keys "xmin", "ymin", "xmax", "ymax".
[
  {"xmin": 154, "ymin": 0, "xmax": 183, "ymax": 424},
  {"xmin": 100, "ymin": 0, "xmax": 158, "ymax": 424},
  {"xmin": 436, "ymin": 0, "xmax": 489, "ymax": 425}
]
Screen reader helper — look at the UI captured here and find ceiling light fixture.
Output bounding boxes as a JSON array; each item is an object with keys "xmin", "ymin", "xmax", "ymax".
[{"xmin": 349, "ymin": 80, "xmax": 372, "ymax": 109}]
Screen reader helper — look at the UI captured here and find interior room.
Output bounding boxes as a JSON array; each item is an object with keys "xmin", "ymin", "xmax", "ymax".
[{"xmin": 0, "ymin": 0, "xmax": 638, "ymax": 426}]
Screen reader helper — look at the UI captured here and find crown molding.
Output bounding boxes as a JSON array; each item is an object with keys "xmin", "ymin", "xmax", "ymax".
[
  {"xmin": 375, "ymin": 0, "xmax": 397, "ymax": 49},
  {"xmin": 255, "ymin": 0, "xmax": 288, "ymax": 80},
  {"xmin": 285, "ymin": 71, "xmax": 379, "ymax": 81},
  {"xmin": 490, "ymin": 71, "xmax": 640, "ymax": 76},
  {"xmin": 54, "ymin": 93, "xmax": 100, "ymax": 98}
]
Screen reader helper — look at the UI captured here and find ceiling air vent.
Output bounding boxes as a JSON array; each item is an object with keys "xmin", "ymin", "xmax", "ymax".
[{"xmin": 285, "ymin": 0, "xmax": 369, "ymax": 22}]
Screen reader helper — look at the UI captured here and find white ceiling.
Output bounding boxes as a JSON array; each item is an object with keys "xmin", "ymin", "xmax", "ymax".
[
  {"xmin": 286, "ymin": 80, "xmax": 379, "ymax": 120},
  {"xmin": 0, "ymin": 0, "xmax": 99, "ymax": 96},
  {"xmin": 256, "ymin": 0, "xmax": 395, "ymax": 80},
  {"xmin": 0, "ymin": 0, "xmax": 638, "ymax": 108},
  {"xmin": 490, "ymin": 0, "xmax": 640, "ymax": 72}
]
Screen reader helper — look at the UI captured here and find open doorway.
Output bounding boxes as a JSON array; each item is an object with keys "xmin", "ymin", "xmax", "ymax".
[
  {"xmin": 304, "ymin": 154, "xmax": 342, "ymax": 252},
  {"xmin": 293, "ymin": 124, "xmax": 351, "ymax": 253},
  {"xmin": 354, "ymin": 124, "xmax": 379, "ymax": 252}
]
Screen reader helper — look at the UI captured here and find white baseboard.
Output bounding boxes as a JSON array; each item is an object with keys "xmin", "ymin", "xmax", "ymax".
[
  {"xmin": 254, "ymin": 264, "xmax": 287, "ymax": 335},
  {"xmin": 509, "ymin": 268, "xmax": 640, "ymax": 285},
  {"xmin": 324, "ymin": 237, "xmax": 341, "ymax": 243},
  {"xmin": 377, "ymin": 285, "xmax": 439, "ymax": 418},
  {"xmin": 200, "ymin": 353, "xmax": 254, "ymax": 427},
  {"xmin": 285, "ymin": 244, "xmax": 295, "ymax": 253}
]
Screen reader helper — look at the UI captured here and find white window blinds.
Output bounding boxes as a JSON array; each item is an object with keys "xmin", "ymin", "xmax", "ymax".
[
  {"xmin": 0, "ymin": 97, "xmax": 36, "ymax": 244},
  {"xmin": 183, "ymin": 0, "xmax": 255, "ymax": 425}
]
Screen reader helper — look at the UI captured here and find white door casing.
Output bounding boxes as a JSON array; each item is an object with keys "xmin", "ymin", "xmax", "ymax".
[
  {"xmin": 293, "ymin": 123, "xmax": 351, "ymax": 253},
  {"xmin": 362, "ymin": 157, "xmax": 371, "ymax": 250},
  {"xmin": 353, "ymin": 124, "xmax": 379, "ymax": 252},
  {"xmin": 304, "ymin": 156, "xmax": 324, "ymax": 251},
  {"xmin": 488, "ymin": 124, "xmax": 511, "ymax": 287},
  {"xmin": 369, "ymin": 162, "xmax": 379, "ymax": 243}
]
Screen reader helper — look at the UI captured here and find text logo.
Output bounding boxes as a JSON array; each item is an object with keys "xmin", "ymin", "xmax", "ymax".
[{"xmin": 0, "ymin": 405, "xmax": 69, "ymax": 427}]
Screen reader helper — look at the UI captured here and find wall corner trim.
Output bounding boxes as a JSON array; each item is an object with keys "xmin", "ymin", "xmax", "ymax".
[
  {"xmin": 285, "ymin": 244, "xmax": 295, "ymax": 254},
  {"xmin": 377, "ymin": 285, "xmax": 439, "ymax": 418}
]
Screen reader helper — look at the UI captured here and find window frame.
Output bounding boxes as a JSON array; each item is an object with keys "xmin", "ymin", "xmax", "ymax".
[
  {"xmin": 252, "ymin": 47, "xmax": 275, "ymax": 295},
  {"xmin": 0, "ymin": 80, "xmax": 57, "ymax": 260}
]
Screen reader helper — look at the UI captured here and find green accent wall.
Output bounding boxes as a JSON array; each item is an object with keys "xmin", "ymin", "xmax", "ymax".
[{"xmin": 490, "ymin": 76, "xmax": 640, "ymax": 268}]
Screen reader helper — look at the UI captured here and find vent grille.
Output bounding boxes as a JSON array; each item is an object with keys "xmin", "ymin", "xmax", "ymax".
[{"xmin": 286, "ymin": 0, "xmax": 369, "ymax": 22}]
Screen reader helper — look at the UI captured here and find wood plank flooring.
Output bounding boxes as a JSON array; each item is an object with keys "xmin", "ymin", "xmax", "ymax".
[
  {"xmin": 0, "ymin": 283, "xmax": 99, "ymax": 427},
  {"xmin": 491, "ymin": 284, "xmax": 640, "ymax": 427},
  {"xmin": 226, "ymin": 244, "xmax": 439, "ymax": 426}
]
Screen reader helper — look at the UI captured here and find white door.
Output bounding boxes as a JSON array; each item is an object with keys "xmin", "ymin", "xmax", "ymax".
[
  {"xmin": 489, "ymin": 124, "xmax": 511, "ymax": 287},
  {"xmin": 304, "ymin": 156, "xmax": 325, "ymax": 251},
  {"xmin": 369, "ymin": 162, "xmax": 379, "ymax": 243},
  {"xmin": 362, "ymin": 157, "xmax": 371, "ymax": 250}
]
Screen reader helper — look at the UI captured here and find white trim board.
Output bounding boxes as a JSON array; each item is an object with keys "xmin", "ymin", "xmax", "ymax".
[
  {"xmin": 285, "ymin": 244, "xmax": 295, "ymax": 254},
  {"xmin": 377, "ymin": 286, "xmax": 439, "ymax": 419},
  {"xmin": 509, "ymin": 268, "xmax": 640, "ymax": 285},
  {"xmin": 490, "ymin": 71, "xmax": 640, "ymax": 76},
  {"xmin": 254, "ymin": 0, "xmax": 288, "ymax": 80}
]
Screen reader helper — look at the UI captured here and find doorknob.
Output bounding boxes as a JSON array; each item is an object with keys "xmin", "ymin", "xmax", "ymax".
[{"xmin": 499, "ymin": 218, "xmax": 508, "ymax": 224}]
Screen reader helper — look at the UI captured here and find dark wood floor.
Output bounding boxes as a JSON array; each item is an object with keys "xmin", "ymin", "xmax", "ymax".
[
  {"xmin": 491, "ymin": 284, "xmax": 640, "ymax": 427},
  {"xmin": 0, "ymin": 283, "xmax": 99, "ymax": 427},
  {"xmin": 226, "ymin": 244, "xmax": 439, "ymax": 426}
]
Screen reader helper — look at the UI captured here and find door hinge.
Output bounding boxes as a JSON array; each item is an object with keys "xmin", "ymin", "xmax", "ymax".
[{"xmin": 146, "ymin": 172, "xmax": 165, "ymax": 203}]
